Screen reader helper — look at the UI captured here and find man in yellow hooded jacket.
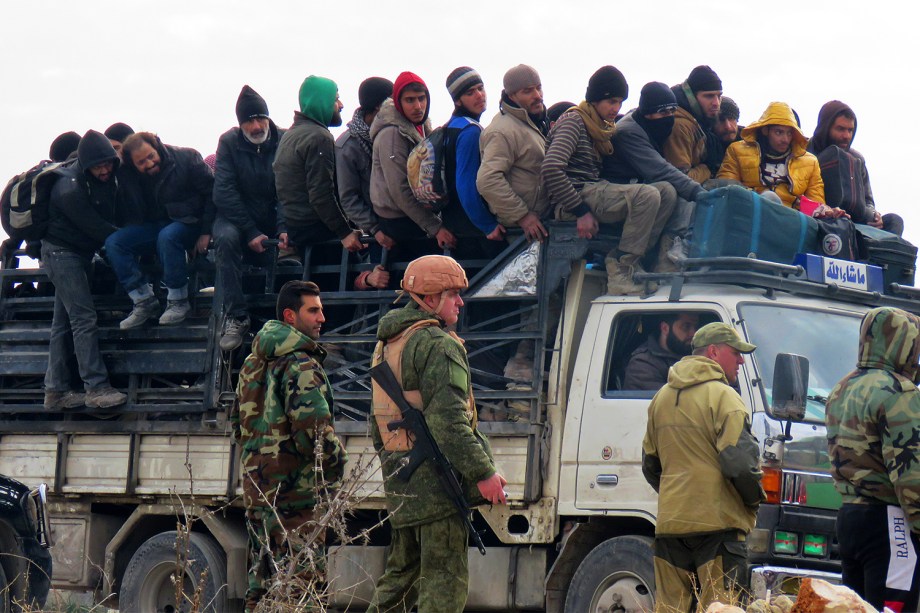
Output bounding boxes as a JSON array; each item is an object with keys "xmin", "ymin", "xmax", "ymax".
[{"xmin": 717, "ymin": 101, "xmax": 825, "ymax": 209}]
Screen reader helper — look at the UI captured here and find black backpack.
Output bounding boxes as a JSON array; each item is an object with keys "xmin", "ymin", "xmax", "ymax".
[
  {"xmin": 1, "ymin": 159, "xmax": 74, "ymax": 243},
  {"xmin": 815, "ymin": 217, "xmax": 860, "ymax": 261}
]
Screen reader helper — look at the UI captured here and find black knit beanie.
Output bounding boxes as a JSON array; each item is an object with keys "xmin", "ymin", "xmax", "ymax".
[
  {"xmin": 446, "ymin": 66, "xmax": 483, "ymax": 102},
  {"xmin": 235, "ymin": 85, "xmax": 269, "ymax": 124},
  {"xmin": 547, "ymin": 101, "xmax": 576, "ymax": 124},
  {"xmin": 719, "ymin": 96, "xmax": 740, "ymax": 121},
  {"xmin": 103, "ymin": 122, "xmax": 135, "ymax": 143},
  {"xmin": 638, "ymin": 82, "xmax": 678, "ymax": 116},
  {"xmin": 586, "ymin": 66, "xmax": 628, "ymax": 103},
  {"xmin": 686, "ymin": 65, "xmax": 722, "ymax": 93},
  {"xmin": 358, "ymin": 77, "xmax": 394, "ymax": 111},
  {"xmin": 49, "ymin": 131, "xmax": 81, "ymax": 162}
]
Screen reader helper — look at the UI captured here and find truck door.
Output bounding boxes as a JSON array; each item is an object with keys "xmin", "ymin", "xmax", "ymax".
[{"xmin": 572, "ymin": 304, "xmax": 724, "ymax": 513}]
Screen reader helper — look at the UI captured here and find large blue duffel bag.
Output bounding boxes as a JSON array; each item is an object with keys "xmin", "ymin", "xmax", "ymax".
[{"xmin": 690, "ymin": 186, "xmax": 819, "ymax": 264}]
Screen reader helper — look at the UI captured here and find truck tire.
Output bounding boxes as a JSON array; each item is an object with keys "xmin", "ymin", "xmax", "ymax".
[
  {"xmin": 0, "ymin": 561, "xmax": 9, "ymax": 613},
  {"xmin": 120, "ymin": 531, "xmax": 228, "ymax": 613},
  {"xmin": 564, "ymin": 535, "xmax": 656, "ymax": 613}
]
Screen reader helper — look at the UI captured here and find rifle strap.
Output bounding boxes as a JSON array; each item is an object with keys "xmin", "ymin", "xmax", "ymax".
[{"xmin": 371, "ymin": 320, "xmax": 437, "ymax": 451}]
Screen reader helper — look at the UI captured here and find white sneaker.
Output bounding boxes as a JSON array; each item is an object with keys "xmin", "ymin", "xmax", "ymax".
[
  {"xmin": 159, "ymin": 299, "xmax": 191, "ymax": 325},
  {"xmin": 667, "ymin": 236, "xmax": 690, "ymax": 264}
]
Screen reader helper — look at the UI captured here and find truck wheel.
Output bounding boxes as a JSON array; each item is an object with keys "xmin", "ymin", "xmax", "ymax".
[
  {"xmin": 564, "ymin": 535, "xmax": 656, "ymax": 613},
  {"xmin": 0, "ymin": 561, "xmax": 9, "ymax": 613},
  {"xmin": 120, "ymin": 531, "xmax": 228, "ymax": 613}
]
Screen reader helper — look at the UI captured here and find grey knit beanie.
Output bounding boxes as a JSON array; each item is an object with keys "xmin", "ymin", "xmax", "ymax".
[{"xmin": 503, "ymin": 64, "xmax": 541, "ymax": 94}]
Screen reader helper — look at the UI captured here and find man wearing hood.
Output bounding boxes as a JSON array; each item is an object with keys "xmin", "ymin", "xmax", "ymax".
[
  {"xmin": 231, "ymin": 280, "xmax": 347, "ymax": 612},
  {"xmin": 213, "ymin": 85, "xmax": 288, "ymax": 351},
  {"xmin": 602, "ymin": 81, "xmax": 705, "ymax": 270},
  {"xmin": 370, "ymin": 72, "xmax": 457, "ymax": 254},
  {"xmin": 477, "ymin": 64, "xmax": 551, "ymax": 243},
  {"xmin": 42, "ymin": 130, "xmax": 130, "ymax": 410},
  {"xmin": 717, "ymin": 101, "xmax": 828, "ymax": 209},
  {"xmin": 826, "ymin": 307, "xmax": 920, "ymax": 612},
  {"xmin": 808, "ymin": 100, "xmax": 903, "ymax": 236},
  {"xmin": 274, "ymin": 75, "xmax": 363, "ymax": 261},
  {"xmin": 542, "ymin": 66, "xmax": 674, "ymax": 295},
  {"xmin": 663, "ymin": 65, "xmax": 723, "ymax": 184},
  {"xmin": 642, "ymin": 322, "xmax": 765, "ymax": 612},
  {"xmin": 107, "ymin": 131, "xmax": 216, "ymax": 329}
]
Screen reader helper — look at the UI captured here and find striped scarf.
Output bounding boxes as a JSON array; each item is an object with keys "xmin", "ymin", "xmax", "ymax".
[{"xmin": 347, "ymin": 107, "xmax": 373, "ymax": 157}]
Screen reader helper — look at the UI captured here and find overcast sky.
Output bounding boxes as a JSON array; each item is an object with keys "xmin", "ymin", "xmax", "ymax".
[{"xmin": 3, "ymin": 0, "xmax": 918, "ymax": 249}]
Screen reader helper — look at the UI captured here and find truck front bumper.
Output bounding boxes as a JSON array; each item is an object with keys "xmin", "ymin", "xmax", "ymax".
[{"xmin": 750, "ymin": 565, "xmax": 842, "ymax": 600}]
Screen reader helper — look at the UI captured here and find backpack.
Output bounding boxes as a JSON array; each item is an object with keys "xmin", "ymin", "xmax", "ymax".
[
  {"xmin": 406, "ymin": 122, "xmax": 465, "ymax": 212},
  {"xmin": 816, "ymin": 146, "xmax": 869, "ymax": 221},
  {"xmin": 1, "ymin": 159, "xmax": 74, "ymax": 242},
  {"xmin": 815, "ymin": 217, "xmax": 860, "ymax": 261}
]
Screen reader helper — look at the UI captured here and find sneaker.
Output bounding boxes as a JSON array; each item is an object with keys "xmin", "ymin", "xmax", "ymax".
[
  {"xmin": 667, "ymin": 236, "xmax": 690, "ymax": 264},
  {"xmin": 605, "ymin": 254, "xmax": 645, "ymax": 296},
  {"xmin": 85, "ymin": 387, "xmax": 127, "ymax": 409},
  {"xmin": 219, "ymin": 316, "xmax": 250, "ymax": 352},
  {"xmin": 120, "ymin": 296, "xmax": 161, "ymax": 330},
  {"xmin": 159, "ymin": 299, "xmax": 191, "ymax": 325},
  {"xmin": 44, "ymin": 390, "xmax": 86, "ymax": 410},
  {"xmin": 655, "ymin": 236, "xmax": 681, "ymax": 274}
]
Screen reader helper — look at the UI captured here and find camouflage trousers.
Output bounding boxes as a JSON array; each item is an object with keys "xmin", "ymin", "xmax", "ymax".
[
  {"xmin": 245, "ymin": 506, "xmax": 326, "ymax": 613},
  {"xmin": 653, "ymin": 530, "xmax": 748, "ymax": 613},
  {"xmin": 366, "ymin": 514, "xmax": 468, "ymax": 613}
]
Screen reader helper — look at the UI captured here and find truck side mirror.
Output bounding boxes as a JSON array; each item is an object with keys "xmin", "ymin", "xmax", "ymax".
[{"xmin": 770, "ymin": 353, "xmax": 809, "ymax": 422}]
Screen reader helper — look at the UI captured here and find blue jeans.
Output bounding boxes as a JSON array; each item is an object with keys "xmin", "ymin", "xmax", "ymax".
[
  {"xmin": 104, "ymin": 221, "xmax": 199, "ymax": 292},
  {"xmin": 41, "ymin": 242, "xmax": 110, "ymax": 392}
]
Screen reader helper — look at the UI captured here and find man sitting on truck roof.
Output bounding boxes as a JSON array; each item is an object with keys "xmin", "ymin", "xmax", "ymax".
[
  {"xmin": 213, "ymin": 85, "xmax": 287, "ymax": 352},
  {"xmin": 807, "ymin": 100, "xmax": 904, "ymax": 236},
  {"xmin": 542, "ymin": 65, "xmax": 675, "ymax": 295},
  {"xmin": 477, "ymin": 64, "xmax": 552, "ymax": 243},
  {"xmin": 623, "ymin": 312, "xmax": 699, "ymax": 391},
  {"xmin": 662, "ymin": 65, "xmax": 723, "ymax": 184}
]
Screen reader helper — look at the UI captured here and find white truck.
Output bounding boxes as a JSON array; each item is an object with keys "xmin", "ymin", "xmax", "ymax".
[{"xmin": 0, "ymin": 224, "xmax": 912, "ymax": 612}]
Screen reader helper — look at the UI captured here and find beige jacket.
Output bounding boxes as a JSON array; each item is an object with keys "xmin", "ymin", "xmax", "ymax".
[{"xmin": 476, "ymin": 100, "xmax": 549, "ymax": 226}]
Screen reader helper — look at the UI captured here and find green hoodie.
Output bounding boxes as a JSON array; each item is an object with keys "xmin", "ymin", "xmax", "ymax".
[
  {"xmin": 371, "ymin": 303, "xmax": 496, "ymax": 529},
  {"xmin": 231, "ymin": 320, "xmax": 347, "ymax": 511},
  {"xmin": 642, "ymin": 355, "xmax": 765, "ymax": 537},
  {"xmin": 298, "ymin": 75, "xmax": 338, "ymax": 126},
  {"xmin": 826, "ymin": 307, "xmax": 920, "ymax": 532}
]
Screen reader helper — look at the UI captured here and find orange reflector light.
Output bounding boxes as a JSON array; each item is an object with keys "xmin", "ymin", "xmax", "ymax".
[{"xmin": 762, "ymin": 467, "xmax": 782, "ymax": 504}]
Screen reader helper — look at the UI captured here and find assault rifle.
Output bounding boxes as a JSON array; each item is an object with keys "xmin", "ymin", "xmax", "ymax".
[{"xmin": 370, "ymin": 361, "xmax": 487, "ymax": 555}]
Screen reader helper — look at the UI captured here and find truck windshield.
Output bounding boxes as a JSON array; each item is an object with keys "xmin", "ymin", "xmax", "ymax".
[{"xmin": 739, "ymin": 304, "xmax": 862, "ymax": 423}]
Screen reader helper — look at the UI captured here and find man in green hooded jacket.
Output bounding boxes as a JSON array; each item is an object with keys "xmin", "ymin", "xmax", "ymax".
[
  {"xmin": 826, "ymin": 307, "xmax": 920, "ymax": 612},
  {"xmin": 231, "ymin": 280, "xmax": 347, "ymax": 611},
  {"xmin": 274, "ymin": 75, "xmax": 364, "ymax": 255},
  {"xmin": 366, "ymin": 255, "xmax": 507, "ymax": 613}
]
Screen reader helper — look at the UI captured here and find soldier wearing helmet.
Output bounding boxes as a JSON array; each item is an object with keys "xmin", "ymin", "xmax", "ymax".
[{"xmin": 367, "ymin": 255, "xmax": 508, "ymax": 613}]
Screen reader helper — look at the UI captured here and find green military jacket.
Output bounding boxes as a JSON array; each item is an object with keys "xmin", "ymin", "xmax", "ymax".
[
  {"xmin": 371, "ymin": 303, "xmax": 496, "ymax": 529},
  {"xmin": 826, "ymin": 307, "xmax": 920, "ymax": 533},
  {"xmin": 231, "ymin": 320, "xmax": 347, "ymax": 512}
]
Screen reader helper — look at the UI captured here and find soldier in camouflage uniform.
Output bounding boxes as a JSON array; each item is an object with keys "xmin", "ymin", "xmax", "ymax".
[
  {"xmin": 826, "ymin": 306, "xmax": 920, "ymax": 612},
  {"xmin": 366, "ymin": 255, "xmax": 508, "ymax": 613},
  {"xmin": 231, "ymin": 280, "xmax": 347, "ymax": 612}
]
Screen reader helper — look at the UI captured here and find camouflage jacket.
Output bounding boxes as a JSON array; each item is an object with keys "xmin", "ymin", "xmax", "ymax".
[
  {"xmin": 371, "ymin": 303, "xmax": 496, "ymax": 529},
  {"xmin": 231, "ymin": 320, "xmax": 347, "ymax": 512},
  {"xmin": 826, "ymin": 307, "xmax": 920, "ymax": 533}
]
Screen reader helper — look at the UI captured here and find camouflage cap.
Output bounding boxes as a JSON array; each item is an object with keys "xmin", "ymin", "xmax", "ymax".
[{"xmin": 692, "ymin": 322, "xmax": 756, "ymax": 353}]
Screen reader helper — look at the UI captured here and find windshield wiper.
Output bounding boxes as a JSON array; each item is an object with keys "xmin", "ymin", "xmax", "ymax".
[{"xmin": 807, "ymin": 394, "xmax": 828, "ymax": 404}]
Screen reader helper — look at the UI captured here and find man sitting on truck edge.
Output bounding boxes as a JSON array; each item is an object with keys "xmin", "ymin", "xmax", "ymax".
[
  {"xmin": 213, "ymin": 85, "xmax": 287, "ymax": 351},
  {"xmin": 807, "ymin": 100, "xmax": 904, "ymax": 236},
  {"xmin": 825, "ymin": 307, "xmax": 920, "ymax": 612},
  {"xmin": 623, "ymin": 312, "xmax": 699, "ymax": 391},
  {"xmin": 42, "ymin": 130, "xmax": 129, "ymax": 410},
  {"xmin": 663, "ymin": 65, "xmax": 723, "ymax": 184},
  {"xmin": 371, "ymin": 72, "xmax": 457, "ymax": 256},
  {"xmin": 542, "ymin": 65, "xmax": 674, "ymax": 295},
  {"xmin": 477, "ymin": 64, "xmax": 551, "ymax": 243},
  {"xmin": 106, "ymin": 131, "xmax": 215, "ymax": 328},
  {"xmin": 232, "ymin": 280, "xmax": 347, "ymax": 612},
  {"xmin": 642, "ymin": 322, "xmax": 765, "ymax": 612},
  {"xmin": 367, "ymin": 255, "xmax": 507, "ymax": 613}
]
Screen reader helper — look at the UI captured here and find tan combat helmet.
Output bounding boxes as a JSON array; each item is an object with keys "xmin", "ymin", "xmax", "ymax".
[{"xmin": 401, "ymin": 255, "xmax": 468, "ymax": 315}]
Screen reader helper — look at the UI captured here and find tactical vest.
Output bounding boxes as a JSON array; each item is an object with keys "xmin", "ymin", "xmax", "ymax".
[{"xmin": 372, "ymin": 320, "xmax": 476, "ymax": 451}]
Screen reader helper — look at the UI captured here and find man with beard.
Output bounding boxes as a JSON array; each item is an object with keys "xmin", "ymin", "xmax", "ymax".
[
  {"xmin": 624, "ymin": 312, "xmax": 700, "ymax": 391},
  {"xmin": 807, "ymin": 100, "xmax": 903, "ymax": 236},
  {"xmin": 441, "ymin": 66, "xmax": 505, "ymax": 258},
  {"xmin": 274, "ymin": 75, "xmax": 363, "ymax": 260},
  {"xmin": 477, "ymin": 64, "xmax": 552, "ymax": 243},
  {"xmin": 213, "ymin": 85, "xmax": 288, "ymax": 351},
  {"xmin": 542, "ymin": 66, "xmax": 674, "ymax": 295},
  {"xmin": 602, "ymin": 82, "xmax": 704, "ymax": 270},
  {"xmin": 107, "ymin": 131, "xmax": 215, "ymax": 328},
  {"xmin": 663, "ymin": 65, "xmax": 723, "ymax": 184}
]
